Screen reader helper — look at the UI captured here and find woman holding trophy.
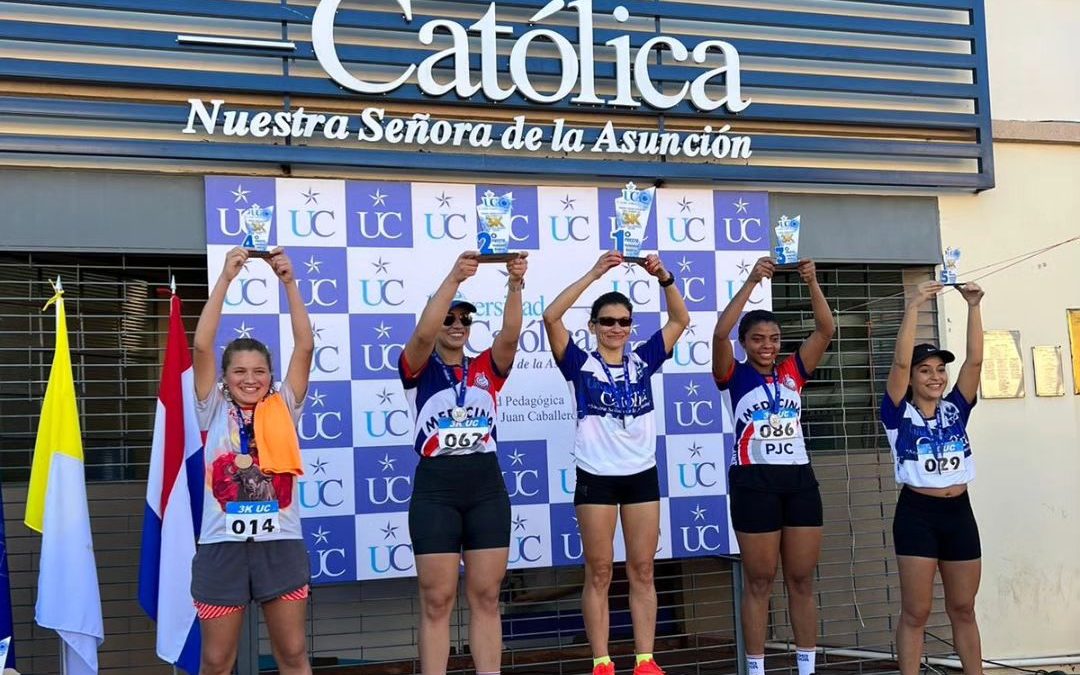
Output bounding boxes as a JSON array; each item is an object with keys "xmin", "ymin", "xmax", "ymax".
[
  {"xmin": 542, "ymin": 250, "xmax": 690, "ymax": 675},
  {"xmin": 399, "ymin": 250, "xmax": 529, "ymax": 675},
  {"xmin": 711, "ymin": 256, "xmax": 835, "ymax": 675}
]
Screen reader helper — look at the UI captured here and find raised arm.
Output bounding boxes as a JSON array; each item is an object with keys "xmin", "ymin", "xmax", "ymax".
[
  {"xmin": 954, "ymin": 283, "xmax": 985, "ymax": 403},
  {"xmin": 270, "ymin": 251, "xmax": 314, "ymax": 402},
  {"xmin": 491, "ymin": 253, "xmax": 529, "ymax": 374},
  {"xmin": 193, "ymin": 247, "xmax": 248, "ymax": 401},
  {"xmin": 642, "ymin": 254, "xmax": 689, "ymax": 352},
  {"xmin": 542, "ymin": 251, "xmax": 623, "ymax": 362},
  {"xmin": 712, "ymin": 257, "xmax": 773, "ymax": 382},
  {"xmin": 885, "ymin": 280, "xmax": 942, "ymax": 405},
  {"xmin": 795, "ymin": 260, "xmax": 836, "ymax": 373},
  {"xmin": 401, "ymin": 251, "xmax": 479, "ymax": 372}
]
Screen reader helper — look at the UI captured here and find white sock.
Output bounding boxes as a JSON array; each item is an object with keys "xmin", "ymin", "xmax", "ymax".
[
  {"xmin": 747, "ymin": 654, "xmax": 765, "ymax": 675},
  {"xmin": 797, "ymin": 648, "xmax": 816, "ymax": 675}
]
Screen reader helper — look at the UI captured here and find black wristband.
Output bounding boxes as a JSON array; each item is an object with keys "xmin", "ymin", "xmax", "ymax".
[{"xmin": 659, "ymin": 273, "xmax": 676, "ymax": 288}]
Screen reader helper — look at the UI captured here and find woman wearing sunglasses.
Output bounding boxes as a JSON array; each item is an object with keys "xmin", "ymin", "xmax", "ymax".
[
  {"xmin": 542, "ymin": 250, "xmax": 690, "ymax": 675},
  {"xmin": 711, "ymin": 257, "xmax": 834, "ymax": 675},
  {"xmin": 398, "ymin": 250, "xmax": 529, "ymax": 675}
]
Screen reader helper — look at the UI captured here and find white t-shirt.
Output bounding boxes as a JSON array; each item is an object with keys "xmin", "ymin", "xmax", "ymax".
[
  {"xmin": 556, "ymin": 330, "xmax": 670, "ymax": 476},
  {"xmin": 880, "ymin": 388, "xmax": 976, "ymax": 489},
  {"xmin": 195, "ymin": 385, "xmax": 304, "ymax": 544}
]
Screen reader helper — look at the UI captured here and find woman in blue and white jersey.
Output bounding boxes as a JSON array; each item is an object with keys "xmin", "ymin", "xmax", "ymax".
[
  {"xmin": 542, "ymin": 250, "xmax": 689, "ymax": 675},
  {"xmin": 711, "ymin": 256, "xmax": 834, "ymax": 675},
  {"xmin": 883, "ymin": 279, "xmax": 985, "ymax": 675}
]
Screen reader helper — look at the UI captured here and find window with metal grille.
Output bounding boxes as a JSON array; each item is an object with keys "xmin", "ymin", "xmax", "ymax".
[{"xmin": 0, "ymin": 254, "xmax": 953, "ymax": 675}]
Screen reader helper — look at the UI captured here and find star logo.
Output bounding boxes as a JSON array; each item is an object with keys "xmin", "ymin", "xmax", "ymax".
[
  {"xmin": 378, "ymin": 454, "xmax": 396, "ymax": 472},
  {"xmin": 677, "ymin": 196, "xmax": 693, "ymax": 213},
  {"xmin": 377, "ymin": 388, "xmax": 394, "ymax": 406},
  {"xmin": 233, "ymin": 321, "xmax": 254, "ymax": 339},
  {"xmin": 301, "ymin": 187, "xmax": 320, "ymax": 205},
  {"xmin": 688, "ymin": 442, "xmax": 703, "ymax": 458},
  {"xmin": 509, "ymin": 449, "xmax": 525, "ymax": 466},
  {"xmin": 734, "ymin": 198, "xmax": 750, "ymax": 214},
  {"xmin": 685, "ymin": 380, "xmax": 701, "ymax": 397},
  {"xmin": 374, "ymin": 321, "xmax": 392, "ymax": 340},
  {"xmin": 381, "ymin": 521, "xmax": 399, "ymax": 540},
  {"xmin": 304, "ymin": 255, "xmax": 322, "ymax": 275},
  {"xmin": 371, "ymin": 257, "xmax": 390, "ymax": 275},
  {"xmin": 436, "ymin": 192, "xmax": 452, "ymax": 209},
  {"xmin": 561, "ymin": 194, "xmax": 576, "ymax": 211},
  {"xmin": 231, "ymin": 184, "xmax": 250, "ymax": 203},
  {"xmin": 312, "ymin": 526, "xmax": 330, "ymax": 545},
  {"xmin": 630, "ymin": 322, "xmax": 640, "ymax": 336},
  {"xmin": 308, "ymin": 389, "xmax": 326, "ymax": 408},
  {"xmin": 311, "ymin": 321, "xmax": 325, "ymax": 342},
  {"xmin": 685, "ymin": 323, "xmax": 697, "ymax": 337},
  {"xmin": 512, "ymin": 514, "xmax": 527, "ymax": 532},
  {"xmin": 370, "ymin": 189, "xmax": 388, "ymax": 207},
  {"xmin": 737, "ymin": 259, "xmax": 751, "ymax": 276},
  {"xmin": 310, "ymin": 457, "xmax": 329, "ymax": 475},
  {"xmin": 678, "ymin": 256, "xmax": 693, "ymax": 273},
  {"xmin": 692, "ymin": 505, "xmax": 707, "ymax": 522},
  {"xmin": 623, "ymin": 262, "xmax": 638, "ymax": 275}
]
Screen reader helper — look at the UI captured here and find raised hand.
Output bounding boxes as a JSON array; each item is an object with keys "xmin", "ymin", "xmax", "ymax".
[
  {"xmin": 222, "ymin": 247, "xmax": 249, "ymax": 282},
  {"xmin": 747, "ymin": 256, "xmax": 776, "ymax": 285},
  {"xmin": 589, "ymin": 250, "xmax": 624, "ymax": 280},
  {"xmin": 450, "ymin": 250, "xmax": 481, "ymax": 283},
  {"xmin": 910, "ymin": 280, "xmax": 944, "ymax": 307},
  {"xmin": 642, "ymin": 253, "xmax": 670, "ymax": 280},
  {"xmin": 797, "ymin": 259, "xmax": 818, "ymax": 285},
  {"xmin": 957, "ymin": 281, "xmax": 984, "ymax": 306},
  {"xmin": 266, "ymin": 248, "xmax": 295, "ymax": 284},
  {"xmin": 507, "ymin": 252, "xmax": 529, "ymax": 284}
]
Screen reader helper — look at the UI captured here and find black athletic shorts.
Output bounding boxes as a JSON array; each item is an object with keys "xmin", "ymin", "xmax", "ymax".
[
  {"xmin": 574, "ymin": 466, "xmax": 661, "ymax": 506},
  {"xmin": 729, "ymin": 464, "xmax": 823, "ymax": 533},
  {"xmin": 893, "ymin": 486, "xmax": 981, "ymax": 561},
  {"xmin": 408, "ymin": 452, "xmax": 511, "ymax": 555}
]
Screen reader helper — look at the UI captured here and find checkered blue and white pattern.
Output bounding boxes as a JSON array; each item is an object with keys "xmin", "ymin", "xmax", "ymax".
[{"xmin": 205, "ymin": 177, "xmax": 772, "ymax": 583}]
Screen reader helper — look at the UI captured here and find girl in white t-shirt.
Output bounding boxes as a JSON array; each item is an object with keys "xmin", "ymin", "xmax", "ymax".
[
  {"xmin": 882, "ymin": 280, "xmax": 985, "ymax": 675},
  {"xmin": 542, "ymin": 251, "xmax": 689, "ymax": 675}
]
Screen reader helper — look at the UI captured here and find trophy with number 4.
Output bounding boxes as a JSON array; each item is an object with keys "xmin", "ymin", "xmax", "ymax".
[{"xmin": 240, "ymin": 204, "xmax": 275, "ymax": 258}]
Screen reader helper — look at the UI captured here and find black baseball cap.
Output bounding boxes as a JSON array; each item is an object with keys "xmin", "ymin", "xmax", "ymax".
[
  {"xmin": 448, "ymin": 300, "xmax": 477, "ymax": 314},
  {"xmin": 911, "ymin": 343, "xmax": 956, "ymax": 366}
]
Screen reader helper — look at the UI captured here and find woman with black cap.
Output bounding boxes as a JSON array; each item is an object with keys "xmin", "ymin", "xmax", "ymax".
[
  {"xmin": 882, "ymin": 279, "xmax": 985, "ymax": 675},
  {"xmin": 398, "ymin": 250, "xmax": 528, "ymax": 675}
]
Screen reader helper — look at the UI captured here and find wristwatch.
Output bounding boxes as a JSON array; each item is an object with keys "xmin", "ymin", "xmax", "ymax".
[{"xmin": 659, "ymin": 273, "xmax": 676, "ymax": 288}]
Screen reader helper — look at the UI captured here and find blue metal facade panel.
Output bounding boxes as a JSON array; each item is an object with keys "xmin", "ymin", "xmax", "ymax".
[{"xmin": 0, "ymin": 0, "xmax": 995, "ymax": 190}]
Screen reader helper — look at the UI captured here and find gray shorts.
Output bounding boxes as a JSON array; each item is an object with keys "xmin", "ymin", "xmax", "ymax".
[{"xmin": 191, "ymin": 539, "xmax": 310, "ymax": 606}]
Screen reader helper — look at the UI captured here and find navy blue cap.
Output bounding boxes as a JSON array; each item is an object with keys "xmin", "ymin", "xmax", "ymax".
[
  {"xmin": 449, "ymin": 300, "xmax": 477, "ymax": 314},
  {"xmin": 912, "ymin": 343, "xmax": 956, "ymax": 366}
]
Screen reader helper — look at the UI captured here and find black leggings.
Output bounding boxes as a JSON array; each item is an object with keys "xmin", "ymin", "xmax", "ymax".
[{"xmin": 408, "ymin": 452, "xmax": 511, "ymax": 555}]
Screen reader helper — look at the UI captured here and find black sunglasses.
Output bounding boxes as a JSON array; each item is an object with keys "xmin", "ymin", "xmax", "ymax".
[
  {"xmin": 444, "ymin": 314, "xmax": 474, "ymax": 327},
  {"xmin": 593, "ymin": 317, "xmax": 632, "ymax": 327}
]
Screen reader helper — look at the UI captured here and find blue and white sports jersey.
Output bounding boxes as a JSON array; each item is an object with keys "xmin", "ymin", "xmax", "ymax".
[
  {"xmin": 880, "ymin": 388, "xmax": 976, "ymax": 488},
  {"xmin": 716, "ymin": 354, "xmax": 810, "ymax": 467},
  {"xmin": 556, "ymin": 330, "xmax": 671, "ymax": 476}
]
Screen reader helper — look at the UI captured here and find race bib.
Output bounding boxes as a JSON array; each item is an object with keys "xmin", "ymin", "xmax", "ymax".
[
  {"xmin": 438, "ymin": 417, "xmax": 490, "ymax": 451},
  {"xmin": 917, "ymin": 440, "xmax": 966, "ymax": 475},
  {"xmin": 751, "ymin": 408, "xmax": 799, "ymax": 441},
  {"xmin": 225, "ymin": 500, "xmax": 280, "ymax": 540}
]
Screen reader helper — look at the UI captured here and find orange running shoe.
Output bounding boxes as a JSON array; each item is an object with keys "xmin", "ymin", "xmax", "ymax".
[
  {"xmin": 633, "ymin": 658, "xmax": 666, "ymax": 675},
  {"xmin": 592, "ymin": 661, "xmax": 616, "ymax": 675}
]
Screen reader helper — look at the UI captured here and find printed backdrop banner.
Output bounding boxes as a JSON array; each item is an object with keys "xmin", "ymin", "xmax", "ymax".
[{"xmin": 205, "ymin": 177, "xmax": 772, "ymax": 583}]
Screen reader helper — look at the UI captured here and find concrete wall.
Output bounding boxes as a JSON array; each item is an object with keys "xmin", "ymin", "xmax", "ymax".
[{"xmin": 938, "ymin": 146, "xmax": 1080, "ymax": 657}]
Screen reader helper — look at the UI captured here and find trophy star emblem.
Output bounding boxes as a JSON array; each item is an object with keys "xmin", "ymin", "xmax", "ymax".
[
  {"xmin": 623, "ymin": 211, "xmax": 640, "ymax": 226},
  {"xmin": 485, "ymin": 215, "xmax": 504, "ymax": 229}
]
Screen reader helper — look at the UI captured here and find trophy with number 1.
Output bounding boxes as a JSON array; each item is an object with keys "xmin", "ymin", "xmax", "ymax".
[{"xmin": 612, "ymin": 181, "xmax": 655, "ymax": 264}]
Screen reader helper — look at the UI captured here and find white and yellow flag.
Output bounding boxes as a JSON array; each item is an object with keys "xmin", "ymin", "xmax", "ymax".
[{"xmin": 24, "ymin": 280, "xmax": 104, "ymax": 675}]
